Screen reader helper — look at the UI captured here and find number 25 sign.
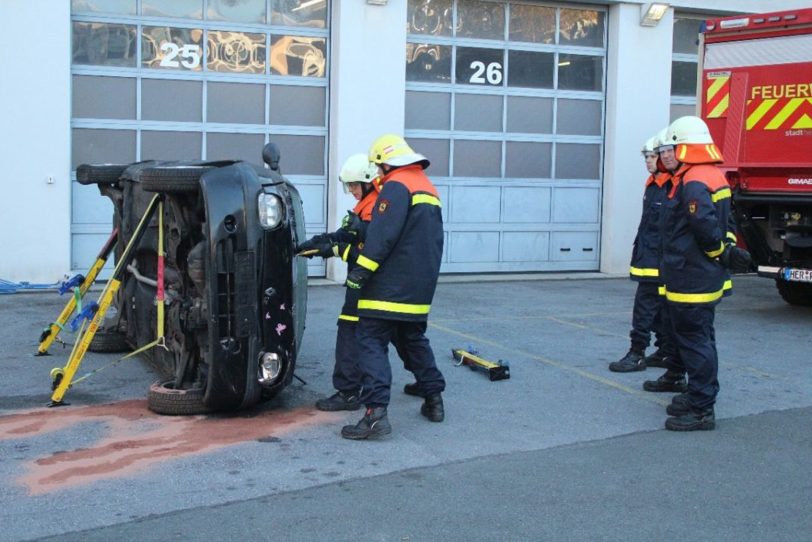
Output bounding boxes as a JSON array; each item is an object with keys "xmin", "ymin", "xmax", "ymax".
[{"xmin": 159, "ymin": 43, "xmax": 201, "ymax": 69}]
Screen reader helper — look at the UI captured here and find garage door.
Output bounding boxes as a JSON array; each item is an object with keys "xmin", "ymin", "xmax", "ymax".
[
  {"xmin": 70, "ymin": 0, "xmax": 330, "ymax": 276},
  {"xmin": 405, "ymin": 0, "xmax": 606, "ymax": 272}
]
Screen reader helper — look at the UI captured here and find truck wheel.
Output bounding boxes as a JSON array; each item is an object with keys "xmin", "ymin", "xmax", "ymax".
[
  {"xmin": 88, "ymin": 329, "xmax": 131, "ymax": 353},
  {"xmin": 76, "ymin": 164, "xmax": 128, "ymax": 185},
  {"xmin": 140, "ymin": 166, "xmax": 210, "ymax": 193},
  {"xmin": 776, "ymin": 280, "xmax": 812, "ymax": 307},
  {"xmin": 147, "ymin": 380, "xmax": 210, "ymax": 415}
]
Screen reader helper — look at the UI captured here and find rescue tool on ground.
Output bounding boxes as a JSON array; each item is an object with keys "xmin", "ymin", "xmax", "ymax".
[{"xmin": 452, "ymin": 348, "xmax": 510, "ymax": 381}]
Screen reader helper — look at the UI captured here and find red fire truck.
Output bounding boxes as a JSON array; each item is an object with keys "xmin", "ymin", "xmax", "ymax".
[{"xmin": 699, "ymin": 8, "xmax": 812, "ymax": 306}]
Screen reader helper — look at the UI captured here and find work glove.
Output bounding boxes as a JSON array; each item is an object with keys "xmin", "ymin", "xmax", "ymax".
[
  {"xmin": 340, "ymin": 211, "xmax": 363, "ymax": 236},
  {"xmin": 719, "ymin": 244, "xmax": 752, "ymax": 272},
  {"xmin": 296, "ymin": 233, "xmax": 331, "ymax": 256},
  {"xmin": 345, "ymin": 266, "xmax": 372, "ymax": 290}
]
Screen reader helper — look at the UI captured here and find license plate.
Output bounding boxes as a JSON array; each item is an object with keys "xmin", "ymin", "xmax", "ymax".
[{"xmin": 783, "ymin": 268, "xmax": 812, "ymax": 283}]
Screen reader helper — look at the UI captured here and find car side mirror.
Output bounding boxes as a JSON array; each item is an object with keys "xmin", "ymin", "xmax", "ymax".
[{"xmin": 262, "ymin": 143, "xmax": 281, "ymax": 172}]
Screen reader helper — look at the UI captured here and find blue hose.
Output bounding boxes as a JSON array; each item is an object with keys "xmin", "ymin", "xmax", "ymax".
[{"xmin": 0, "ymin": 278, "xmax": 60, "ymax": 295}]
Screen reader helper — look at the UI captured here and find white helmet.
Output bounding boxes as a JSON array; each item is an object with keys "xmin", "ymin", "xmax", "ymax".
[
  {"xmin": 641, "ymin": 135, "xmax": 658, "ymax": 154},
  {"xmin": 665, "ymin": 116, "xmax": 715, "ymax": 146},
  {"xmin": 339, "ymin": 153, "xmax": 378, "ymax": 193},
  {"xmin": 653, "ymin": 128, "xmax": 669, "ymax": 151}
]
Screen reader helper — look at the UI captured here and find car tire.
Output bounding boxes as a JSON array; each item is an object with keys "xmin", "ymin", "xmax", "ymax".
[
  {"xmin": 140, "ymin": 166, "xmax": 210, "ymax": 193},
  {"xmin": 87, "ymin": 329, "xmax": 131, "ymax": 353},
  {"xmin": 147, "ymin": 379, "xmax": 210, "ymax": 415},
  {"xmin": 776, "ymin": 279, "xmax": 812, "ymax": 306},
  {"xmin": 76, "ymin": 164, "xmax": 128, "ymax": 185}
]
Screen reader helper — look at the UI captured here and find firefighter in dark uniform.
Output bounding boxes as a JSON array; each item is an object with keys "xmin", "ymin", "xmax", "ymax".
[
  {"xmin": 609, "ymin": 132, "xmax": 679, "ymax": 376},
  {"xmin": 657, "ymin": 116, "xmax": 750, "ymax": 431},
  {"xmin": 341, "ymin": 134, "xmax": 446, "ymax": 440},
  {"xmin": 297, "ymin": 154, "xmax": 419, "ymax": 411}
]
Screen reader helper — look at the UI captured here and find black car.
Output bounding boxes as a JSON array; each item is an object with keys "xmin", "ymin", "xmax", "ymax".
[{"xmin": 74, "ymin": 144, "xmax": 307, "ymax": 414}]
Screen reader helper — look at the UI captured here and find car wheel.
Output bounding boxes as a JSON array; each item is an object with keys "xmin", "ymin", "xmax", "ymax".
[
  {"xmin": 140, "ymin": 166, "xmax": 211, "ymax": 193},
  {"xmin": 76, "ymin": 164, "xmax": 128, "ymax": 185},
  {"xmin": 776, "ymin": 280, "xmax": 812, "ymax": 306},
  {"xmin": 147, "ymin": 379, "xmax": 210, "ymax": 415},
  {"xmin": 87, "ymin": 329, "xmax": 131, "ymax": 353}
]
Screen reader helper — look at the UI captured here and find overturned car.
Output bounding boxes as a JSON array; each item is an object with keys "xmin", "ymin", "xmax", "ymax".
[{"xmin": 73, "ymin": 144, "xmax": 307, "ymax": 414}]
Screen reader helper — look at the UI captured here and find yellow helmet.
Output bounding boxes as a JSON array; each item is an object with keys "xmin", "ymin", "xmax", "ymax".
[
  {"xmin": 339, "ymin": 153, "xmax": 378, "ymax": 192},
  {"xmin": 368, "ymin": 134, "xmax": 430, "ymax": 169}
]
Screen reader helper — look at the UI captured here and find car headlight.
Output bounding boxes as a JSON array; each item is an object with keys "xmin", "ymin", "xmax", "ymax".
[{"xmin": 258, "ymin": 193, "xmax": 284, "ymax": 229}]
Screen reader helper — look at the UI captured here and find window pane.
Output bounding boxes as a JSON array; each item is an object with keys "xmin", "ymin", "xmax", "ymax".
[
  {"xmin": 673, "ymin": 17, "xmax": 702, "ymax": 55},
  {"xmin": 559, "ymin": 9, "xmax": 605, "ymax": 47},
  {"xmin": 142, "ymin": 79, "xmax": 202, "ymax": 122},
  {"xmin": 270, "ymin": 36, "xmax": 326, "ymax": 77},
  {"xmin": 457, "ymin": 0, "xmax": 505, "ymax": 40},
  {"xmin": 455, "ymin": 94, "xmax": 502, "ymax": 132},
  {"xmin": 505, "ymin": 141, "xmax": 551, "ymax": 178},
  {"xmin": 207, "ymin": 31, "xmax": 266, "ymax": 74},
  {"xmin": 72, "ymin": 129, "xmax": 136, "ymax": 169},
  {"xmin": 455, "ymin": 47, "xmax": 504, "ymax": 87},
  {"xmin": 71, "ymin": 0, "xmax": 135, "ymax": 15},
  {"xmin": 206, "ymin": 133, "xmax": 265, "ymax": 163},
  {"xmin": 72, "ymin": 22, "xmax": 137, "ymax": 67},
  {"xmin": 557, "ymin": 99, "xmax": 602, "ymax": 136},
  {"xmin": 671, "ymin": 61, "xmax": 698, "ymax": 96},
  {"xmin": 407, "ymin": 0, "xmax": 453, "ymax": 37},
  {"xmin": 271, "ymin": 0, "xmax": 327, "ymax": 29},
  {"xmin": 509, "ymin": 4, "xmax": 555, "ymax": 43},
  {"xmin": 406, "ymin": 91, "xmax": 451, "ymax": 130},
  {"xmin": 142, "ymin": 0, "xmax": 202, "ymax": 18},
  {"xmin": 453, "ymin": 140, "xmax": 501, "ymax": 178},
  {"xmin": 72, "ymin": 76, "xmax": 136, "ymax": 119},
  {"xmin": 410, "ymin": 138, "xmax": 450, "ymax": 177},
  {"xmin": 141, "ymin": 131, "xmax": 201, "ymax": 161},
  {"xmin": 207, "ymin": 0, "xmax": 265, "ymax": 24},
  {"xmin": 266, "ymin": 135, "xmax": 325, "ymax": 175},
  {"xmin": 555, "ymin": 143, "xmax": 600, "ymax": 180},
  {"xmin": 506, "ymin": 96, "xmax": 553, "ymax": 134},
  {"xmin": 557, "ymin": 54, "xmax": 602, "ymax": 91},
  {"xmin": 207, "ymin": 82, "xmax": 264, "ymax": 124},
  {"xmin": 670, "ymin": 103, "xmax": 696, "ymax": 121},
  {"xmin": 142, "ymin": 27, "xmax": 203, "ymax": 71},
  {"xmin": 270, "ymin": 85, "xmax": 326, "ymax": 126},
  {"xmin": 406, "ymin": 43, "xmax": 451, "ymax": 83},
  {"xmin": 508, "ymin": 50, "xmax": 553, "ymax": 89}
]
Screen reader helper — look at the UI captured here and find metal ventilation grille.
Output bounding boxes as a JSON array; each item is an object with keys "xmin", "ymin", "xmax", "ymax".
[{"xmin": 705, "ymin": 34, "xmax": 812, "ymax": 69}]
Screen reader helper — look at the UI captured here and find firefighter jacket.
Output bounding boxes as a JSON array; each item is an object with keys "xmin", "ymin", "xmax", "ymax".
[
  {"xmin": 354, "ymin": 164, "xmax": 443, "ymax": 322},
  {"xmin": 630, "ymin": 172, "xmax": 670, "ymax": 283},
  {"xmin": 659, "ymin": 164, "xmax": 733, "ymax": 305},
  {"xmin": 336, "ymin": 189, "xmax": 378, "ymax": 323}
]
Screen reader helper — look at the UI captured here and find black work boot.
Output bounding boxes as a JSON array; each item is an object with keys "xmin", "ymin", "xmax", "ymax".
[
  {"xmin": 643, "ymin": 370, "xmax": 688, "ymax": 393},
  {"xmin": 666, "ymin": 393, "xmax": 690, "ymax": 416},
  {"xmin": 644, "ymin": 349, "xmax": 672, "ymax": 369},
  {"xmin": 608, "ymin": 348, "xmax": 646, "ymax": 373},
  {"xmin": 403, "ymin": 382, "xmax": 422, "ymax": 397},
  {"xmin": 420, "ymin": 393, "xmax": 444, "ymax": 422},
  {"xmin": 665, "ymin": 407, "xmax": 715, "ymax": 431},
  {"xmin": 341, "ymin": 407, "xmax": 392, "ymax": 440},
  {"xmin": 315, "ymin": 390, "xmax": 362, "ymax": 412}
]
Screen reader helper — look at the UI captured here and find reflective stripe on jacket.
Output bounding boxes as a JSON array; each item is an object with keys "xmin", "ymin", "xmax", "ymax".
[
  {"xmin": 660, "ymin": 164, "xmax": 732, "ymax": 305},
  {"xmin": 630, "ymin": 172, "xmax": 670, "ymax": 283},
  {"xmin": 356, "ymin": 164, "xmax": 443, "ymax": 321},
  {"xmin": 337, "ymin": 188, "xmax": 379, "ymax": 322}
]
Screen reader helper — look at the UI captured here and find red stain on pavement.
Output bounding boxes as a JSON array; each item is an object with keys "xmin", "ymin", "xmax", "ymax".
[{"xmin": 0, "ymin": 400, "xmax": 338, "ymax": 495}]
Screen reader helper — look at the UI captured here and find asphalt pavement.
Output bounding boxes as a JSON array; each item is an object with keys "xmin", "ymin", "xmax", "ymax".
[{"xmin": 1, "ymin": 274, "xmax": 810, "ymax": 541}]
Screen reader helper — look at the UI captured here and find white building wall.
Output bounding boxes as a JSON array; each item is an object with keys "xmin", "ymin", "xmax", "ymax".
[
  {"xmin": 0, "ymin": 0, "xmax": 71, "ymax": 283},
  {"xmin": 326, "ymin": 0, "xmax": 407, "ymax": 282}
]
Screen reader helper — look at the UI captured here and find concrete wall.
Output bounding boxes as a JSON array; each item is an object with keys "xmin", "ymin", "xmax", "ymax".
[
  {"xmin": 0, "ymin": 0, "xmax": 71, "ymax": 283},
  {"xmin": 326, "ymin": 0, "xmax": 407, "ymax": 282}
]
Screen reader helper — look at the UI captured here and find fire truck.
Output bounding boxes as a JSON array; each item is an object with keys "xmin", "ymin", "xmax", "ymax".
[{"xmin": 699, "ymin": 8, "xmax": 812, "ymax": 306}]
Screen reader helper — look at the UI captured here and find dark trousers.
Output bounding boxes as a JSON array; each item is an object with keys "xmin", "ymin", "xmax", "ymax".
[
  {"xmin": 668, "ymin": 303, "xmax": 719, "ymax": 410},
  {"xmin": 333, "ymin": 320, "xmax": 362, "ymax": 393},
  {"xmin": 630, "ymin": 282, "xmax": 666, "ymax": 351},
  {"xmin": 356, "ymin": 318, "xmax": 445, "ymax": 407}
]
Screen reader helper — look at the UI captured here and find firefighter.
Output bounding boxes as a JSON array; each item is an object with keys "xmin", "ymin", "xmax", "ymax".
[
  {"xmin": 656, "ymin": 116, "xmax": 751, "ymax": 431},
  {"xmin": 609, "ymin": 130, "xmax": 679, "ymax": 375},
  {"xmin": 296, "ymin": 154, "xmax": 403, "ymax": 411},
  {"xmin": 340, "ymin": 134, "xmax": 446, "ymax": 440}
]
